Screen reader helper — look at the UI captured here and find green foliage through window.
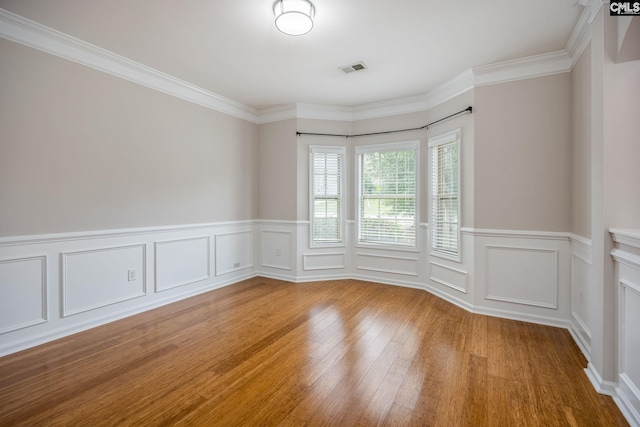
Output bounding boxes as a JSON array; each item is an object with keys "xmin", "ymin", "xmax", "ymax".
[{"xmin": 358, "ymin": 146, "xmax": 417, "ymax": 246}]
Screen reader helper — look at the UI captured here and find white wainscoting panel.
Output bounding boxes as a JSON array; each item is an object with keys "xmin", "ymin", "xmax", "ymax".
[
  {"xmin": 570, "ymin": 246, "xmax": 592, "ymax": 354},
  {"xmin": 0, "ymin": 221, "xmax": 259, "ymax": 357},
  {"xmin": 356, "ymin": 253, "xmax": 419, "ymax": 276},
  {"xmin": 620, "ymin": 281, "xmax": 640, "ymax": 387},
  {"xmin": 485, "ymin": 245, "xmax": 558, "ymax": 309},
  {"xmin": 430, "ymin": 261, "xmax": 467, "ymax": 293},
  {"xmin": 618, "ymin": 278, "xmax": 640, "ymax": 425},
  {"xmin": 62, "ymin": 244, "xmax": 146, "ymax": 316},
  {"xmin": 155, "ymin": 236, "xmax": 210, "ymax": 292},
  {"xmin": 0, "ymin": 256, "xmax": 47, "ymax": 334},
  {"xmin": 215, "ymin": 231, "xmax": 254, "ymax": 276},
  {"xmin": 303, "ymin": 252, "xmax": 346, "ymax": 271},
  {"xmin": 612, "ymin": 229, "xmax": 640, "ymax": 426},
  {"xmin": 261, "ymin": 230, "xmax": 292, "ymax": 271}
]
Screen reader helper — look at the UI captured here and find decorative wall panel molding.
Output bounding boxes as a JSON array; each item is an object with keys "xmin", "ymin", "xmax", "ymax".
[
  {"xmin": 569, "ymin": 235, "xmax": 592, "ymax": 356},
  {"xmin": 260, "ymin": 230, "xmax": 292, "ymax": 271},
  {"xmin": 485, "ymin": 245, "xmax": 558, "ymax": 309},
  {"xmin": 429, "ymin": 261, "xmax": 467, "ymax": 294},
  {"xmin": 0, "ymin": 256, "xmax": 47, "ymax": 334},
  {"xmin": 356, "ymin": 253, "xmax": 419, "ymax": 276},
  {"xmin": 62, "ymin": 244, "xmax": 146, "ymax": 316},
  {"xmin": 303, "ymin": 252, "xmax": 346, "ymax": 271},
  {"xmin": 155, "ymin": 236, "xmax": 210, "ymax": 292},
  {"xmin": 617, "ymin": 279, "xmax": 640, "ymax": 425},
  {"xmin": 0, "ymin": 221, "xmax": 256, "ymax": 357},
  {"xmin": 570, "ymin": 252, "xmax": 592, "ymax": 354},
  {"xmin": 215, "ymin": 231, "xmax": 254, "ymax": 276},
  {"xmin": 612, "ymin": 229, "xmax": 640, "ymax": 426}
]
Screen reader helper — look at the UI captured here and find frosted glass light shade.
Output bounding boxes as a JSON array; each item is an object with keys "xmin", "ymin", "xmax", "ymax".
[{"xmin": 273, "ymin": 0, "xmax": 315, "ymax": 36}]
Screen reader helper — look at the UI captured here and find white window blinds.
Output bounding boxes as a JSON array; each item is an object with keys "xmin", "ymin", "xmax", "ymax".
[
  {"xmin": 429, "ymin": 130, "xmax": 460, "ymax": 257},
  {"xmin": 311, "ymin": 147, "xmax": 344, "ymax": 245},
  {"xmin": 357, "ymin": 142, "xmax": 418, "ymax": 247}
]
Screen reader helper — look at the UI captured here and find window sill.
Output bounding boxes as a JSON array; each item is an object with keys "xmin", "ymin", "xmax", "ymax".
[
  {"xmin": 430, "ymin": 251, "xmax": 461, "ymax": 263},
  {"xmin": 356, "ymin": 242, "xmax": 420, "ymax": 253},
  {"xmin": 309, "ymin": 243, "xmax": 346, "ymax": 249}
]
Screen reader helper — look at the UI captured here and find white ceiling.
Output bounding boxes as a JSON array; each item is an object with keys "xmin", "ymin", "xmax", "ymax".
[{"xmin": 0, "ymin": 0, "xmax": 585, "ymax": 110}]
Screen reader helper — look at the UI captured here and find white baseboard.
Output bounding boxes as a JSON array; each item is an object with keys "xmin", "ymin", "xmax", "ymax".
[
  {"xmin": 470, "ymin": 305, "xmax": 571, "ymax": 330},
  {"xmin": 585, "ymin": 363, "xmax": 617, "ymax": 396},
  {"xmin": 615, "ymin": 375, "xmax": 640, "ymax": 427},
  {"xmin": 568, "ymin": 322, "xmax": 591, "ymax": 362}
]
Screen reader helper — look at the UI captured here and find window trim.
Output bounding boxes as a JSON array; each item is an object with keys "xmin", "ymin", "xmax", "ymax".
[
  {"xmin": 428, "ymin": 129, "xmax": 461, "ymax": 262},
  {"xmin": 355, "ymin": 140, "xmax": 420, "ymax": 250},
  {"xmin": 309, "ymin": 145, "xmax": 346, "ymax": 248}
]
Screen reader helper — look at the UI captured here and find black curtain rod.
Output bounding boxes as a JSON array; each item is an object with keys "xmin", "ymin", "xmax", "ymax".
[{"xmin": 296, "ymin": 106, "xmax": 472, "ymax": 138}]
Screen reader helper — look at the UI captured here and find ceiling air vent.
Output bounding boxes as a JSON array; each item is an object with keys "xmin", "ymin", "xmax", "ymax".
[{"xmin": 339, "ymin": 61, "xmax": 367, "ymax": 74}]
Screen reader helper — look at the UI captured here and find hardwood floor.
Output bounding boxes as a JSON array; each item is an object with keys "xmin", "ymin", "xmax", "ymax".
[{"xmin": 0, "ymin": 277, "xmax": 628, "ymax": 426}]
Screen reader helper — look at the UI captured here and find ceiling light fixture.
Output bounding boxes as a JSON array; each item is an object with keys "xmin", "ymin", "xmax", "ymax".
[{"xmin": 273, "ymin": 0, "xmax": 315, "ymax": 36}]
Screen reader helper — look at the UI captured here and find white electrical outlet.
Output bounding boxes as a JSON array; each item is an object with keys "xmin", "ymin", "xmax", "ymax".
[
  {"xmin": 276, "ymin": 248, "xmax": 282, "ymax": 257},
  {"xmin": 128, "ymin": 269, "xmax": 136, "ymax": 281},
  {"xmin": 233, "ymin": 262, "xmax": 240, "ymax": 268}
]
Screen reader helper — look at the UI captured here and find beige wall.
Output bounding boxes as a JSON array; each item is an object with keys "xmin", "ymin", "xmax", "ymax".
[
  {"xmin": 0, "ymin": 39, "xmax": 258, "ymax": 236},
  {"xmin": 571, "ymin": 44, "xmax": 592, "ymax": 238},
  {"xmin": 474, "ymin": 74, "xmax": 572, "ymax": 232},
  {"xmin": 257, "ymin": 119, "xmax": 297, "ymax": 221}
]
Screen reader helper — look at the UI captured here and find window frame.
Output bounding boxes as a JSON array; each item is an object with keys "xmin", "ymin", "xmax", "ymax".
[
  {"xmin": 355, "ymin": 140, "xmax": 420, "ymax": 250},
  {"xmin": 428, "ymin": 129, "xmax": 461, "ymax": 262},
  {"xmin": 309, "ymin": 145, "xmax": 346, "ymax": 248}
]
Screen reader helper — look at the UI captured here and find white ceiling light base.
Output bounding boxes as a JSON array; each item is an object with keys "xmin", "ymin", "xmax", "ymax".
[{"xmin": 273, "ymin": 0, "xmax": 315, "ymax": 36}]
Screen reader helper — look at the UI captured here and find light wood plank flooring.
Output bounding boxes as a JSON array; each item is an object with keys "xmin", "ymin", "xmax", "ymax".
[{"xmin": 0, "ymin": 277, "xmax": 628, "ymax": 426}]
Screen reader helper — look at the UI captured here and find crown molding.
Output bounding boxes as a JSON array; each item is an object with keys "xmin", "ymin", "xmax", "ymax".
[
  {"xmin": 473, "ymin": 50, "xmax": 573, "ymax": 86},
  {"xmin": 287, "ymin": 96, "xmax": 435, "ymax": 123},
  {"xmin": 0, "ymin": 8, "xmax": 259, "ymax": 123},
  {"xmin": 257, "ymin": 103, "xmax": 355, "ymax": 124},
  {"xmin": 350, "ymin": 95, "xmax": 431, "ymax": 121},
  {"xmin": 277, "ymin": 70, "xmax": 476, "ymax": 123},
  {"xmin": 566, "ymin": 0, "xmax": 603, "ymax": 68},
  {"xmin": 255, "ymin": 104, "xmax": 298, "ymax": 124},
  {"xmin": 423, "ymin": 69, "xmax": 476, "ymax": 111},
  {"xmin": 586, "ymin": 0, "xmax": 605, "ymax": 23},
  {"xmin": 350, "ymin": 69, "xmax": 475, "ymax": 122},
  {"xmin": 296, "ymin": 103, "xmax": 354, "ymax": 121},
  {"xmin": 1, "ymin": 4, "xmax": 601, "ymax": 124}
]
